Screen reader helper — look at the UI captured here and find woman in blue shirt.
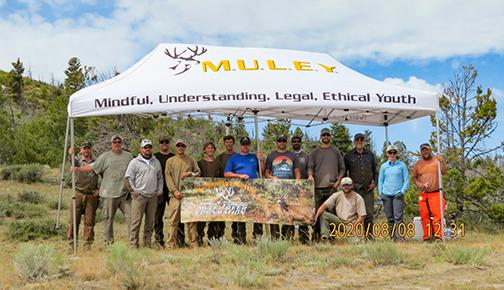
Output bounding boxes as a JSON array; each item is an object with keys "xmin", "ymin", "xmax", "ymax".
[{"xmin": 378, "ymin": 144, "xmax": 409, "ymax": 240}]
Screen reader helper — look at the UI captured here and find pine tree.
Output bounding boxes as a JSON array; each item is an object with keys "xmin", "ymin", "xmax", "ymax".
[
  {"xmin": 261, "ymin": 118, "xmax": 291, "ymax": 153},
  {"xmin": 330, "ymin": 123, "xmax": 352, "ymax": 154},
  {"xmin": 8, "ymin": 57, "xmax": 26, "ymax": 113}
]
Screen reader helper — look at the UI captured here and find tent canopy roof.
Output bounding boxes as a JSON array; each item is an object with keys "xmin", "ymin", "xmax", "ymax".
[{"xmin": 68, "ymin": 44, "xmax": 438, "ymax": 126}]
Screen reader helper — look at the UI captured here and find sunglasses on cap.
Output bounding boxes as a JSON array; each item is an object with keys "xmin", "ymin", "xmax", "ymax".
[
  {"xmin": 176, "ymin": 144, "xmax": 186, "ymax": 148},
  {"xmin": 388, "ymin": 151, "xmax": 397, "ymax": 155}
]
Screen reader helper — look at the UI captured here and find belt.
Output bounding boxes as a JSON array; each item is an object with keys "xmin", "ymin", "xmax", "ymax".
[{"xmin": 425, "ymin": 189, "xmax": 440, "ymax": 193}]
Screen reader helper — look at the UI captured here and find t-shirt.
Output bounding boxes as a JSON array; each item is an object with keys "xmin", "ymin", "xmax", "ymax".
[
  {"xmin": 216, "ymin": 151, "xmax": 236, "ymax": 177},
  {"xmin": 294, "ymin": 150, "xmax": 309, "ymax": 179},
  {"xmin": 74, "ymin": 157, "xmax": 99, "ymax": 194},
  {"xmin": 91, "ymin": 150, "xmax": 133, "ymax": 198},
  {"xmin": 266, "ymin": 151, "xmax": 299, "ymax": 179},
  {"xmin": 323, "ymin": 190, "xmax": 367, "ymax": 223},
  {"xmin": 154, "ymin": 152, "xmax": 175, "ymax": 196},
  {"xmin": 308, "ymin": 146, "xmax": 345, "ymax": 188},
  {"xmin": 412, "ymin": 157, "xmax": 446, "ymax": 192},
  {"xmin": 224, "ymin": 153, "xmax": 259, "ymax": 179},
  {"xmin": 198, "ymin": 159, "xmax": 222, "ymax": 178}
]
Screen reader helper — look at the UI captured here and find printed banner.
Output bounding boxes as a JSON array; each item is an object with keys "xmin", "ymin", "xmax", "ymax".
[{"xmin": 180, "ymin": 177, "xmax": 314, "ymax": 225}]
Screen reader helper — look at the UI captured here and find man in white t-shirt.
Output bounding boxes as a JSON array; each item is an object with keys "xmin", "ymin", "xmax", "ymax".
[{"xmin": 312, "ymin": 177, "xmax": 367, "ymax": 240}]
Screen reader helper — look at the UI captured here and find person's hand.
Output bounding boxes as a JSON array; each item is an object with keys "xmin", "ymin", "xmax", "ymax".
[
  {"xmin": 422, "ymin": 183, "xmax": 429, "ymax": 191},
  {"xmin": 332, "ymin": 181, "xmax": 340, "ymax": 190},
  {"xmin": 71, "ymin": 166, "xmax": 79, "ymax": 172},
  {"xmin": 368, "ymin": 180, "xmax": 376, "ymax": 191},
  {"xmin": 174, "ymin": 191, "xmax": 183, "ymax": 200},
  {"xmin": 182, "ymin": 171, "xmax": 193, "ymax": 178},
  {"xmin": 240, "ymin": 174, "xmax": 250, "ymax": 180},
  {"xmin": 310, "ymin": 214, "xmax": 317, "ymax": 225},
  {"xmin": 307, "ymin": 175, "xmax": 314, "ymax": 181},
  {"xmin": 93, "ymin": 188, "xmax": 100, "ymax": 197},
  {"xmin": 68, "ymin": 147, "xmax": 76, "ymax": 155},
  {"xmin": 435, "ymin": 155, "xmax": 444, "ymax": 161},
  {"xmin": 270, "ymin": 176, "xmax": 279, "ymax": 181},
  {"xmin": 256, "ymin": 152, "xmax": 265, "ymax": 162}
]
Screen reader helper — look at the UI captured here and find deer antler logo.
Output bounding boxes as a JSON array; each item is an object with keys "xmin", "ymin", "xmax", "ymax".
[{"xmin": 164, "ymin": 45, "xmax": 208, "ymax": 75}]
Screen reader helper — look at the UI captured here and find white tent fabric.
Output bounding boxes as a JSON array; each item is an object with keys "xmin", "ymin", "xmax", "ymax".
[{"xmin": 68, "ymin": 44, "xmax": 438, "ymax": 126}]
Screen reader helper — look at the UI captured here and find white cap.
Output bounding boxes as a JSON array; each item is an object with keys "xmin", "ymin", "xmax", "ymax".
[
  {"xmin": 140, "ymin": 139, "xmax": 153, "ymax": 147},
  {"xmin": 386, "ymin": 145, "xmax": 398, "ymax": 152},
  {"xmin": 341, "ymin": 177, "xmax": 353, "ymax": 186}
]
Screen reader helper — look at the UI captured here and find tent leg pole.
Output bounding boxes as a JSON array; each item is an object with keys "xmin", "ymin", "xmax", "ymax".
[
  {"xmin": 384, "ymin": 125, "xmax": 389, "ymax": 146},
  {"xmin": 70, "ymin": 118, "xmax": 78, "ymax": 255},
  {"xmin": 253, "ymin": 110, "xmax": 262, "ymax": 178},
  {"xmin": 55, "ymin": 116, "xmax": 70, "ymax": 229},
  {"xmin": 436, "ymin": 113, "xmax": 445, "ymax": 242}
]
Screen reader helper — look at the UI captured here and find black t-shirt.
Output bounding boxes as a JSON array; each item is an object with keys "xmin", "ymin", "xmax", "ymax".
[
  {"xmin": 198, "ymin": 159, "xmax": 222, "ymax": 178},
  {"xmin": 265, "ymin": 151, "xmax": 299, "ymax": 179},
  {"xmin": 154, "ymin": 152, "xmax": 175, "ymax": 195}
]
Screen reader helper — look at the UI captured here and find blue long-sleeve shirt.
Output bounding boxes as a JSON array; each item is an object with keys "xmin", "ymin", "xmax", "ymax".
[{"xmin": 378, "ymin": 160, "xmax": 409, "ymax": 196}]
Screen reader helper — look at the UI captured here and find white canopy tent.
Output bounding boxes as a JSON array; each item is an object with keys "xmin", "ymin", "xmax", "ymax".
[{"xmin": 59, "ymin": 44, "xmax": 444, "ymax": 253}]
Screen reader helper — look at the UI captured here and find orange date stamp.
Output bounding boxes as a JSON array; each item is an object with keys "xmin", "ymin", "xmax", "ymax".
[{"xmin": 328, "ymin": 222, "xmax": 466, "ymax": 238}]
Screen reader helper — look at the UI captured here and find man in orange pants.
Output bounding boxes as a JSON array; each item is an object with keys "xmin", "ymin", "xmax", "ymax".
[{"xmin": 412, "ymin": 143, "xmax": 447, "ymax": 241}]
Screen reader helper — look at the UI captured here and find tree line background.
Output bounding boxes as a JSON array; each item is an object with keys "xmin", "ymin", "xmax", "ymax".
[{"xmin": 0, "ymin": 57, "xmax": 503, "ymax": 228}]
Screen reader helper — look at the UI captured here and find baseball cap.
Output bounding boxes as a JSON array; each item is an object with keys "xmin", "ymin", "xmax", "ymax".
[
  {"xmin": 341, "ymin": 177, "xmax": 353, "ymax": 186},
  {"xmin": 276, "ymin": 134, "xmax": 287, "ymax": 142},
  {"xmin": 354, "ymin": 133, "xmax": 365, "ymax": 140},
  {"xmin": 175, "ymin": 139, "xmax": 186, "ymax": 146},
  {"xmin": 240, "ymin": 136, "xmax": 251, "ymax": 145},
  {"xmin": 386, "ymin": 145, "xmax": 398, "ymax": 153},
  {"xmin": 111, "ymin": 135, "xmax": 123, "ymax": 142},
  {"xmin": 158, "ymin": 136, "xmax": 170, "ymax": 143},
  {"xmin": 420, "ymin": 143, "xmax": 431, "ymax": 150},
  {"xmin": 140, "ymin": 139, "xmax": 153, "ymax": 147},
  {"xmin": 81, "ymin": 141, "xmax": 93, "ymax": 148},
  {"xmin": 320, "ymin": 128, "xmax": 331, "ymax": 135}
]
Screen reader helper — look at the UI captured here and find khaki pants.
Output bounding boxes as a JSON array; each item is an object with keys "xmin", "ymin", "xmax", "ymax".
[
  {"xmin": 103, "ymin": 194, "xmax": 131, "ymax": 243},
  {"xmin": 129, "ymin": 194, "xmax": 158, "ymax": 247},
  {"xmin": 67, "ymin": 191, "xmax": 99, "ymax": 243},
  {"xmin": 166, "ymin": 197, "xmax": 197, "ymax": 248}
]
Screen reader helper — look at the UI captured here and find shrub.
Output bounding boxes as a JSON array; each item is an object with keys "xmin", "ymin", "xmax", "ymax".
[
  {"xmin": 225, "ymin": 262, "xmax": 266, "ymax": 288},
  {"xmin": 0, "ymin": 164, "xmax": 44, "ymax": 183},
  {"xmin": 256, "ymin": 238, "xmax": 290, "ymax": 261},
  {"xmin": 17, "ymin": 191, "xmax": 45, "ymax": 204},
  {"xmin": 106, "ymin": 242, "xmax": 148, "ymax": 289},
  {"xmin": 8, "ymin": 219, "xmax": 65, "ymax": 241},
  {"xmin": 0, "ymin": 196, "xmax": 48, "ymax": 219},
  {"xmin": 48, "ymin": 198, "xmax": 67, "ymax": 210},
  {"xmin": 362, "ymin": 241, "xmax": 403, "ymax": 266},
  {"xmin": 13, "ymin": 243, "xmax": 64, "ymax": 282},
  {"xmin": 442, "ymin": 246, "xmax": 488, "ymax": 266}
]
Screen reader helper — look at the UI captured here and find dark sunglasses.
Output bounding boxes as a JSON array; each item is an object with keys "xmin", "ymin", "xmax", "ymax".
[
  {"xmin": 342, "ymin": 184, "xmax": 353, "ymax": 187},
  {"xmin": 159, "ymin": 141, "xmax": 170, "ymax": 144},
  {"xmin": 112, "ymin": 141, "xmax": 122, "ymax": 144},
  {"xmin": 176, "ymin": 144, "xmax": 186, "ymax": 148},
  {"xmin": 388, "ymin": 151, "xmax": 397, "ymax": 155}
]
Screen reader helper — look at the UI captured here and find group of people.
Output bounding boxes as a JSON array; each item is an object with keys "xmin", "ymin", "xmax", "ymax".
[{"xmin": 67, "ymin": 128, "xmax": 446, "ymax": 250}]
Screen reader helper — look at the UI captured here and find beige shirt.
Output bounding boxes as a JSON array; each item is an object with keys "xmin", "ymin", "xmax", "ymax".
[
  {"xmin": 323, "ymin": 190, "xmax": 367, "ymax": 223},
  {"xmin": 165, "ymin": 154, "xmax": 200, "ymax": 195}
]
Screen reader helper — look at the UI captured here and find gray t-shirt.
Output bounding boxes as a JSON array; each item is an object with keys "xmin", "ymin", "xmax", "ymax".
[
  {"xmin": 266, "ymin": 151, "xmax": 299, "ymax": 179},
  {"xmin": 308, "ymin": 146, "xmax": 345, "ymax": 188},
  {"xmin": 91, "ymin": 150, "xmax": 133, "ymax": 198}
]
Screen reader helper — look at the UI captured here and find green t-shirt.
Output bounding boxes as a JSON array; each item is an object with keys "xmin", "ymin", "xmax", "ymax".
[{"xmin": 91, "ymin": 150, "xmax": 133, "ymax": 198}]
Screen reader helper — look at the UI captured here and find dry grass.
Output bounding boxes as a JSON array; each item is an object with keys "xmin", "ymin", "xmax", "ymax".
[{"xmin": 1, "ymin": 177, "xmax": 504, "ymax": 289}]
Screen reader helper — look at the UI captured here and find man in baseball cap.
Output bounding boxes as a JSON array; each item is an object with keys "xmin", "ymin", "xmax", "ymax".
[{"xmin": 312, "ymin": 176, "xmax": 367, "ymax": 240}]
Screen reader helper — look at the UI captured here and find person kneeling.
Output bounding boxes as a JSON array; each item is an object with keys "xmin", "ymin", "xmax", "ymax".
[{"xmin": 312, "ymin": 177, "xmax": 366, "ymax": 240}]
